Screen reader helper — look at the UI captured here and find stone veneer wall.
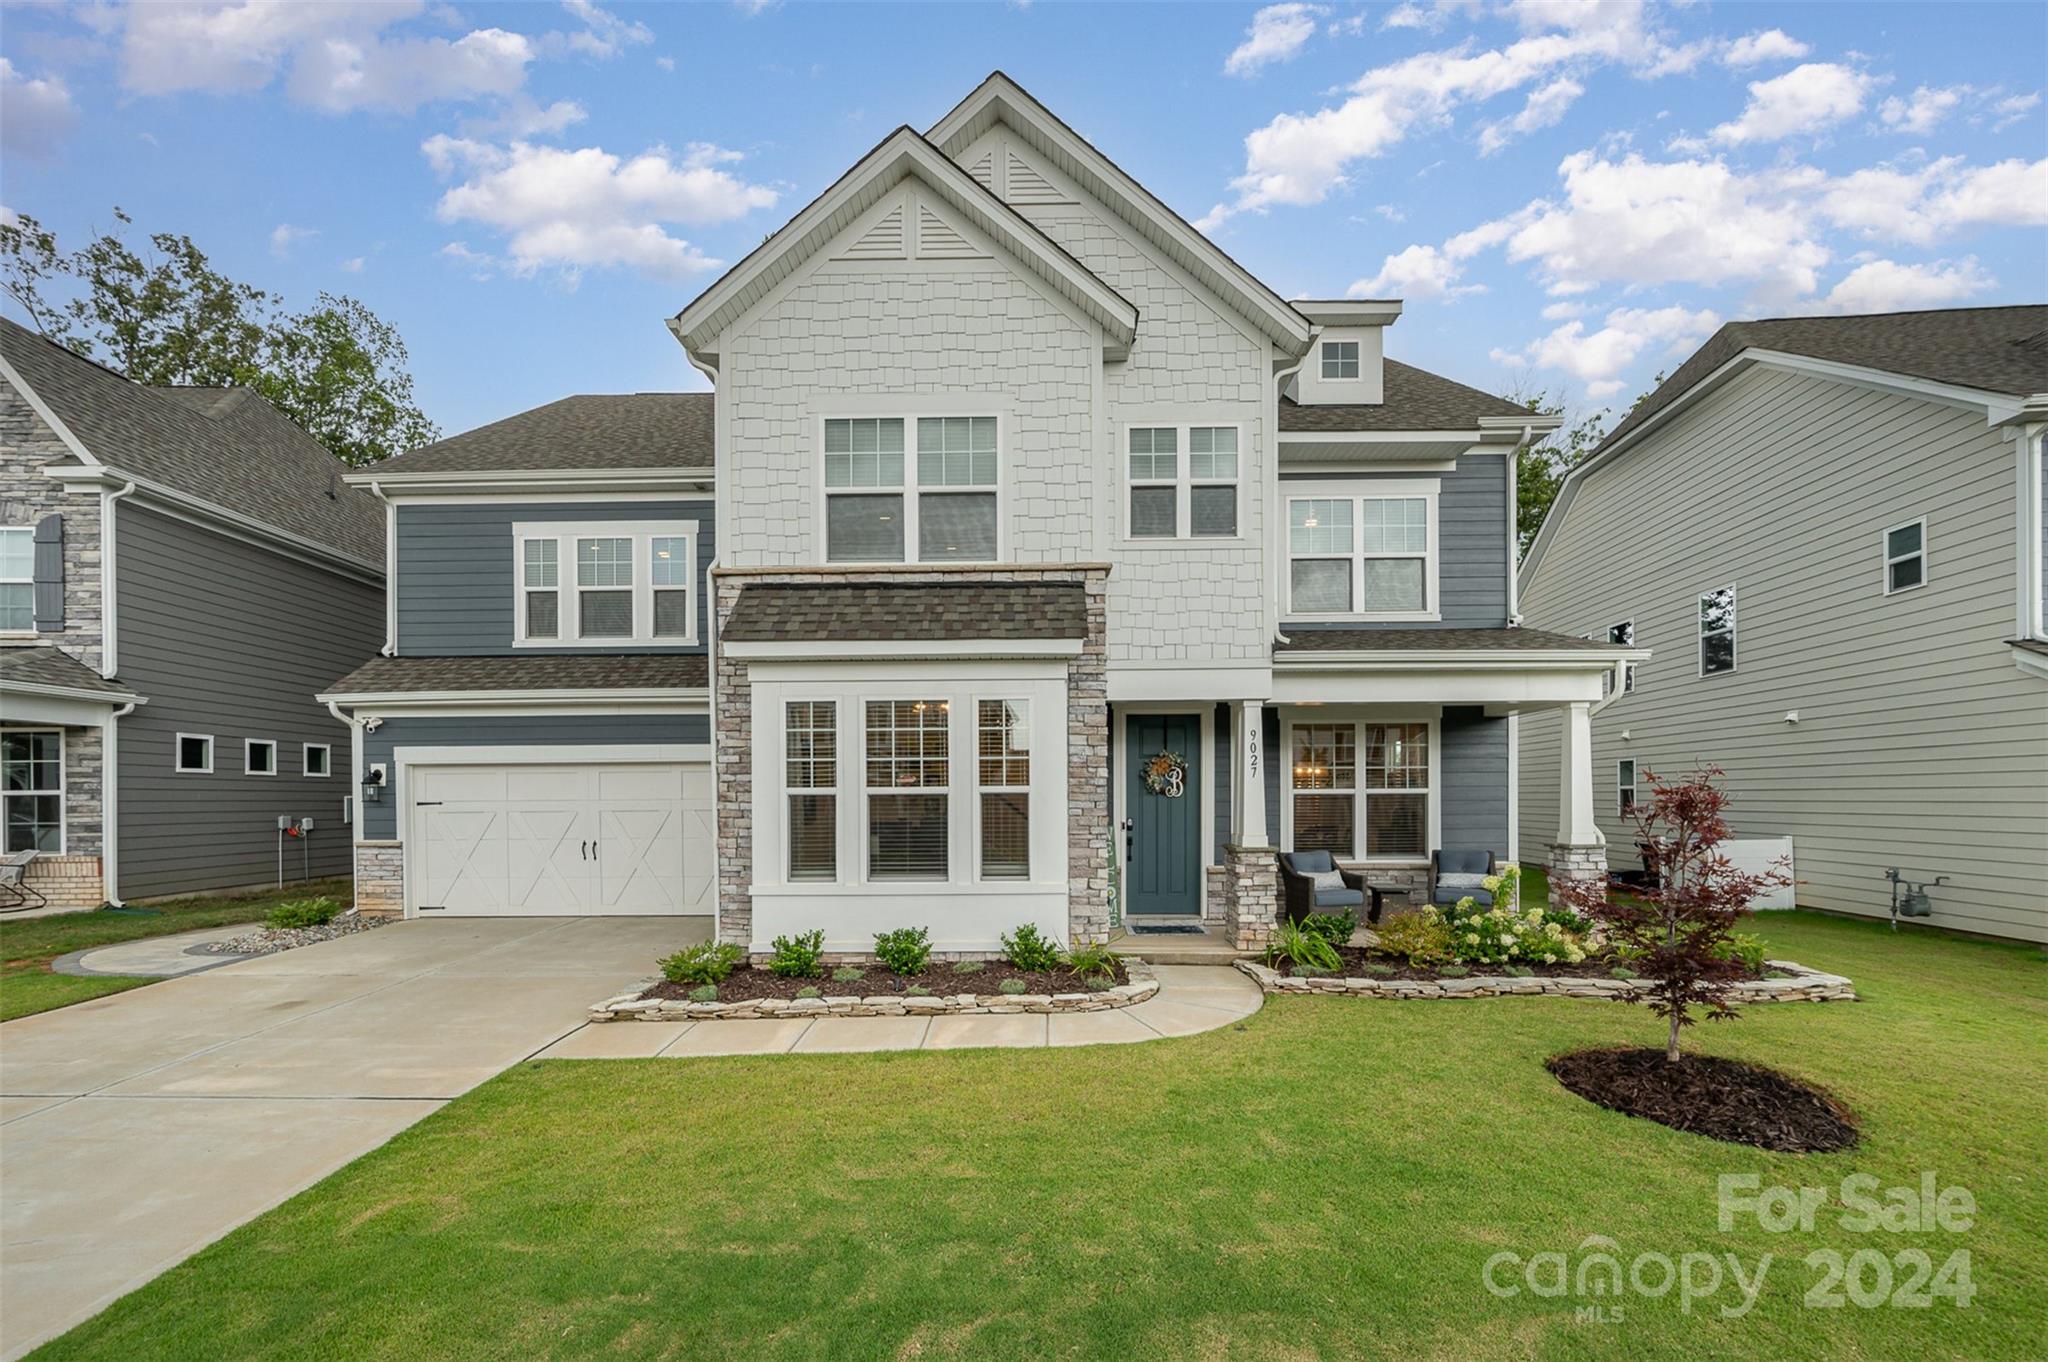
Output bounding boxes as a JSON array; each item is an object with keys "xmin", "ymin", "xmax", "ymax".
[
  {"xmin": 59, "ymin": 726, "xmax": 104, "ymax": 858},
  {"xmin": 23, "ymin": 855, "xmax": 105, "ymax": 910},
  {"xmin": 353, "ymin": 841, "xmax": 404, "ymax": 917},
  {"xmin": 713, "ymin": 565, "xmax": 1112, "ymax": 951},
  {"xmin": 1547, "ymin": 842, "xmax": 1608, "ymax": 891},
  {"xmin": 1220, "ymin": 844, "xmax": 1280, "ymax": 952},
  {"xmin": 2, "ymin": 376, "xmax": 106, "ymax": 670}
]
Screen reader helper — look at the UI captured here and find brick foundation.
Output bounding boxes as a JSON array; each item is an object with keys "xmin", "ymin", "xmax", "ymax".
[
  {"xmin": 1221, "ymin": 843, "xmax": 1280, "ymax": 952},
  {"xmin": 21, "ymin": 855, "xmax": 105, "ymax": 910},
  {"xmin": 353, "ymin": 841, "xmax": 404, "ymax": 916}
]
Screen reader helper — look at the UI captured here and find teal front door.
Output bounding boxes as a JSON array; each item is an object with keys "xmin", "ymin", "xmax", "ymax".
[{"xmin": 1125, "ymin": 713, "xmax": 1202, "ymax": 916}]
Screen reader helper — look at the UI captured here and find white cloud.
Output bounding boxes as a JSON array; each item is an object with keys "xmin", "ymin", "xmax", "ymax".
[
  {"xmin": 1990, "ymin": 92, "xmax": 2041, "ymax": 130},
  {"xmin": 1225, "ymin": 4, "xmax": 1324, "ymax": 78},
  {"xmin": 1478, "ymin": 75, "xmax": 1582, "ymax": 154},
  {"xmin": 555, "ymin": 0, "xmax": 652, "ymax": 59},
  {"xmin": 1350, "ymin": 244, "xmax": 1464, "ymax": 299},
  {"xmin": 1813, "ymin": 156, "xmax": 2048, "ymax": 246},
  {"xmin": 465, "ymin": 95, "xmax": 588, "ymax": 138},
  {"xmin": 1817, "ymin": 257, "xmax": 1993, "ymax": 313},
  {"xmin": 1879, "ymin": 85, "xmax": 1965, "ymax": 136},
  {"xmin": 269, "ymin": 223, "xmax": 318, "ymax": 259},
  {"xmin": 1381, "ymin": 3, "xmax": 1435, "ymax": 31},
  {"xmin": 1213, "ymin": 0, "xmax": 1697, "ymax": 220},
  {"xmin": 1540, "ymin": 301, "xmax": 1586, "ymax": 320},
  {"xmin": 1705, "ymin": 62, "xmax": 1873, "ymax": 145},
  {"xmin": 339, "ymin": 256, "xmax": 366, "ymax": 273},
  {"xmin": 1720, "ymin": 29, "xmax": 1809, "ymax": 68},
  {"xmin": 1491, "ymin": 304, "xmax": 1721, "ymax": 396},
  {"xmin": 119, "ymin": 2, "xmax": 535, "ymax": 114},
  {"xmin": 655, "ymin": 55, "xmax": 676, "ymax": 73},
  {"xmin": 0, "ymin": 58, "xmax": 76, "ymax": 158},
  {"xmin": 424, "ymin": 136, "xmax": 779, "ymax": 282}
]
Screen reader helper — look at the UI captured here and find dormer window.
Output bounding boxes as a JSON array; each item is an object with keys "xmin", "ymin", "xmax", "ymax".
[{"xmin": 1321, "ymin": 341, "xmax": 1360, "ymax": 380}]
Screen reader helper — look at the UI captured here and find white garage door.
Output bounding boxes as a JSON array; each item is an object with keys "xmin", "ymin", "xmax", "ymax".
[{"xmin": 408, "ymin": 762, "xmax": 712, "ymax": 916}]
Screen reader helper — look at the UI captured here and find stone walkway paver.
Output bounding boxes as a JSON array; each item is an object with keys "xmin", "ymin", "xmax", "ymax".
[{"xmin": 531, "ymin": 963, "xmax": 1263, "ymax": 1059}]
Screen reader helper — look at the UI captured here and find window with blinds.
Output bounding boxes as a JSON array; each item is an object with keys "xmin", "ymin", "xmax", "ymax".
[
  {"xmin": 977, "ymin": 700, "xmax": 1030, "ymax": 879},
  {"xmin": 787, "ymin": 701, "xmax": 837, "ymax": 881},
  {"xmin": 823, "ymin": 416, "xmax": 1000, "ymax": 563},
  {"xmin": 866, "ymin": 699, "xmax": 950, "ymax": 880}
]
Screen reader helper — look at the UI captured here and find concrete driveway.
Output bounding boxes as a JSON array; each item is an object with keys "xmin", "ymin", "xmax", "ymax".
[{"xmin": 0, "ymin": 916, "xmax": 696, "ymax": 1360}]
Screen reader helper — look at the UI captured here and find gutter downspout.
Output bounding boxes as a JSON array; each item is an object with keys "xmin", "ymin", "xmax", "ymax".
[
  {"xmin": 1270, "ymin": 338, "xmax": 1315, "ymax": 650},
  {"xmin": 680, "ymin": 338, "xmax": 726, "ymax": 945},
  {"xmin": 1507, "ymin": 423, "xmax": 1534, "ymax": 626},
  {"xmin": 326, "ymin": 699, "xmax": 368, "ymax": 885},
  {"xmin": 100, "ymin": 699, "xmax": 137, "ymax": 905},
  {"xmin": 99, "ymin": 480, "xmax": 137, "ymax": 678},
  {"xmin": 367, "ymin": 481, "xmax": 396, "ymax": 656}
]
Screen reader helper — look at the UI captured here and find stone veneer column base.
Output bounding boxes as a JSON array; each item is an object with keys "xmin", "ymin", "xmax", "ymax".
[
  {"xmin": 353, "ymin": 841, "xmax": 404, "ymax": 917},
  {"xmin": 1547, "ymin": 841, "xmax": 1608, "ymax": 890},
  {"xmin": 1221, "ymin": 844, "xmax": 1280, "ymax": 952}
]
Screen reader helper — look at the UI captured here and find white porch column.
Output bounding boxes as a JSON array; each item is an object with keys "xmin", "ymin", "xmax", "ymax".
[
  {"xmin": 1236, "ymin": 700, "xmax": 1269, "ymax": 848},
  {"xmin": 1556, "ymin": 701, "xmax": 1602, "ymax": 847}
]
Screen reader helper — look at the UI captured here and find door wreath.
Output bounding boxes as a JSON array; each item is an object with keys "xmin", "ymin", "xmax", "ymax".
[{"xmin": 1142, "ymin": 750, "xmax": 1188, "ymax": 798}]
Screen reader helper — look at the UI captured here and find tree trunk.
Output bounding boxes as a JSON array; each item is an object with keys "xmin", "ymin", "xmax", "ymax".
[{"xmin": 1667, "ymin": 1008, "xmax": 1682, "ymax": 1063}]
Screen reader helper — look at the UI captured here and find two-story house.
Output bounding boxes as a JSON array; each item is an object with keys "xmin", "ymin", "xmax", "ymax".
[
  {"xmin": 1517, "ymin": 306, "xmax": 2048, "ymax": 943},
  {"xmin": 322, "ymin": 73, "xmax": 1641, "ymax": 954},
  {"xmin": 1, "ymin": 317, "xmax": 384, "ymax": 909}
]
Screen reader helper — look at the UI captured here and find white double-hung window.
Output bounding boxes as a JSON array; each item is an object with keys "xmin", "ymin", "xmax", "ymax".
[
  {"xmin": 2, "ymin": 729, "xmax": 63, "ymax": 852},
  {"xmin": 1286, "ymin": 720, "xmax": 1431, "ymax": 860},
  {"xmin": 512, "ymin": 521, "xmax": 697, "ymax": 646},
  {"xmin": 0, "ymin": 527, "xmax": 32, "ymax": 634},
  {"xmin": 1284, "ymin": 482, "xmax": 1438, "ymax": 619},
  {"xmin": 866, "ymin": 699, "xmax": 951, "ymax": 881},
  {"xmin": 822, "ymin": 416, "xmax": 1000, "ymax": 562},
  {"xmin": 1125, "ymin": 423, "xmax": 1240, "ymax": 539}
]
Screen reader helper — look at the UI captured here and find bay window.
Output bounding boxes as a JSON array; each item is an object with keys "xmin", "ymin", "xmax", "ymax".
[
  {"xmin": 977, "ymin": 700, "xmax": 1030, "ymax": 879},
  {"xmin": 1284, "ymin": 486, "xmax": 1437, "ymax": 618},
  {"xmin": 866, "ymin": 699, "xmax": 950, "ymax": 880},
  {"xmin": 786, "ymin": 701, "xmax": 837, "ymax": 882},
  {"xmin": 512, "ymin": 520, "xmax": 696, "ymax": 646},
  {"xmin": 1125, "ymin": 423, "xmax": 1241, "ymax": 540},
  {"xmin": 1288, "ymin": 720, "xmax": 1431, "ymax": 860},
  {"xmin": 2, "ymin": 730, "xmax": 62, "ymax": 853},
  {"xmin": 823, "ymin": 415, "xmax": 1000, "ymax": 563}
]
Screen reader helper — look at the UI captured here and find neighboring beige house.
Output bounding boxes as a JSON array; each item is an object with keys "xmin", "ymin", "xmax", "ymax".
[{"xmin": 1517, "ymin": 306, "xmax": 2048, "ymax": 943}]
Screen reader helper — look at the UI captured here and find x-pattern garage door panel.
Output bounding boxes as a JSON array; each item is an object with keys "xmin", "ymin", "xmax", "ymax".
[{"xmin": 408, "ymin": 761, "xmax": 711, "ymax": 917}]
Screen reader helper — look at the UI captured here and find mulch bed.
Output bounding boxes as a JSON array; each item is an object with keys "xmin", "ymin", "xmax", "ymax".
[
  {"xmin": 1548, "ymin": 1047, "xmax": 1859, "ymax": 1152},
  {"xmin": 641, "ymin": 958, "xmax": 1129, "ymax": 1003}
]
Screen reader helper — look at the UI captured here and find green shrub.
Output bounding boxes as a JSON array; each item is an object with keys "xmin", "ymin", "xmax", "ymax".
[
  {"xmin": 688, "ymin": 984, "xmax": 718, "ymax": 1003},
  {"xmin": 265, "ymin": 896, "xmax": 341, "ymax": 930},
  {"xmin": 1000, "ymin": 922, "xmax": 1065, "ymax": 972},
  {"xmin": 998, "ymin": 978, "xmax": 1028, "ymax": 995},
  {"xmin": 1371, "ymin": 912, "xmax": 1455, "ymax": 967},
  {"xmin": 1714, "ymin": 931, "xmax": 1769, "ymax": 975},
  {"xmin": 766, "ymin": 929, "xmax": 825, "ymax": 979},
  {"xmin": 1362, "ymin": 961, "xmax": 1397, "ymax": 977},
  {"xmin": 795, "ymin": 986, "xmax": 821, "ymax": 999},
  {"xmin": 832, "ymin": 966, "xmax": 866, "ymax": 984},
  {"xmin": 1437, "ymin": 898, "xmax": 1588, "ymax": 966},
  {"xmin": 1437, "ymin": 964, "xmax": 1469, "ymax": 977},
  {"xmin": 1064, "ymin": 940, "xmax": 1118, "ymax": 982},
  {"xmin": 873, "ymin": 927, "xmax": 932, "ymax": 976},
  {"xmin": 1505, "ymin": 965, "xmax": 1535, "ymax": 978},
  {"xmin": 661, "ymin": 940, "xmax": 743, "ymax": 985},
  {"xmin": 905, "ymin": 984, "xmax": 932, "ymax": 997},
  {"xmin": 949, "ymin": 960, "xmax": 986, "ymax": 975},
  {"xmin": 1263, "ymin": 920, "xmax": 1342, "ymax": 974},
  {"xmin": 1609, "ymin": 965, "xmax": 1639, "ymax": 981},
  {"xmin": 1299, "ymin": 909, "xmax": 1358, "ymax": 949}
]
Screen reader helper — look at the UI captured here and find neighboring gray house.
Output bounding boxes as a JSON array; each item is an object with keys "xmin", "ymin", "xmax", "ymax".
[
  {"xmin": 1517, "ymin": 306, "xmax": 2048, "ymax": 944},
  {"xmin": 0, "ymin": 317, "xmax": 384, "ymax": 907},
  {"xmin": 322, "ymin": 74, "xmax": 1640, "ymax": 955}
]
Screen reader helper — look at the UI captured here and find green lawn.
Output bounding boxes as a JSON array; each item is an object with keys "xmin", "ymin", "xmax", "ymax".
[
  {"xmin": 0, "ymin": 878, "xmax": 350, "ymax": 1022},
  {"xmin": 32, "ymin": 912, "xmax": 2047, "ymax": 1361}
]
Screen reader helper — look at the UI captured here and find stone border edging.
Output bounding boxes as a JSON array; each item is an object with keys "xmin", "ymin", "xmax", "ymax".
[
  {"xmin": 1234, "ymin": 957, "xmax": 1855, "ymax": 1003},
  {"xmin": 589, "ymin": 958, "xmax": 1161, "ymax": 1022}
]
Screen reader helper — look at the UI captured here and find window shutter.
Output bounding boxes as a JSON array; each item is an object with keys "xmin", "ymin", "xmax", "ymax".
[{"xmin": 32, "ymin": 514, "xmax": 63, "ymax": 631}]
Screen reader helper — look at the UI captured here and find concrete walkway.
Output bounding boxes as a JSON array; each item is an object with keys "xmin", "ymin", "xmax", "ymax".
[
  {"xmin": 52, "ymin": 920, "xmax": 264, "ymax": 978},
  {"xmin": 0, "ymin": 919, "xmax": 1256, "ymax": 1359}
]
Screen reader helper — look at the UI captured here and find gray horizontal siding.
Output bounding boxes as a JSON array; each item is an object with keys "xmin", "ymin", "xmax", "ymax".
[
  {"xmin": 115, "ymin": 505, "xmax": 383, "ymax": 898},
  {"xmin": 394, "ymin": 500, "xmax": 713, "ymax": 656},
  {"xmin": 1440, "ymin": 706, "xmax": 1508, "ymax": 858},
  {"xmin": 1281, "ymin": 451, "xmax": 1509, "ymax": 630},
  {"xmin": 1517, "ymin": 363, "xmax": 2048, "ymax": 942},
  {"xmin": 359, "ymin": 714, "xmax": 710, "ymax": 839}
]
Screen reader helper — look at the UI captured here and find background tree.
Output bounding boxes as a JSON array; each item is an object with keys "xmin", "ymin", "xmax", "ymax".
[
  {"xmin": 1505, "ymin": 379, "xmax": 1664, "ymax": 561},
  {"xmin": 1, "ymin": 208, "xmax": 436, "ymax": 465},
  {"xmin": 1552, "ymin": 766, "xmax": 1790, "ymax": 1062}
]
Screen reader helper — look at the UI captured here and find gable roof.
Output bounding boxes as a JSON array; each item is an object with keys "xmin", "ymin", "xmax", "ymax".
[
  {"xmin": 1599, "ymin": 305, "xmax": 2048, "ymax": 455},
  {"xmin": 673, "ymin": 126, "xmax": 1137, "ymax": 361},
  {"xmin": 0, "ymin": 317, "xmax": 384, "ymax": 566},
  {"xmin": 1281, "ymin": 359, "xmax": 1532, "ymax": 433},
  {"xmin": 0, "ymin": 644, "xmax": 142, "ymax": 702},
  {"xmin": 928, "ymin": 73, "xmax": 1314, "ymax": 354},
  {"xmin": 365, "ymin": 393, "xmax": 714, "ymax": 477}
]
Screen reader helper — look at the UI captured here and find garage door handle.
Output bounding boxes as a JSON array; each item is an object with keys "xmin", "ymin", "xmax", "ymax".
[{"xmin": 581, "ymin": 840, "xmax": 589, "ymax": 860}]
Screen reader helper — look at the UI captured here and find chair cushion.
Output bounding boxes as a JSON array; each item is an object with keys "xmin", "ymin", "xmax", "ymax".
[
  {"xmin": 1314, "ymin": 887, "xmax": 1367, "ymax": 909},
  {"xmin": 1437, "ymin": 872, "xmax": 1488, "ymax": 894},
  {"xmin": 1284, "ymin": 850, "xmax": 1335, "ymax": 876},
  {"xmin": 1308, "ymin": 867, "xmax": 1347, "ymax": 894},
  {"xmin": 1436, "ymin": 849, "xmax": 1492, "ymax": 875}
]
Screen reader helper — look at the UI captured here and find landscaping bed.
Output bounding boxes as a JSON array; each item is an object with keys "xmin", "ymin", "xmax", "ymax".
[
  {"xmin": 1237, "ymin": 955, "xmax": 1855, "ymax": 1002},
  {"xmin": 592, "ymin": 957, "xmax": 1158, "ymax": 1021},
  {"xmin": 195, "ymin": 911, "xmax": 389, "ymax": 957},
  {"xmin": 1548, "ymin": 1046, "xmax": 1861, "ymax": 1152}
]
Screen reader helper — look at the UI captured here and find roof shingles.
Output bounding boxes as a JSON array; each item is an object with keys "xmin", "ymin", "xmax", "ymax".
[
  {"xmin": 1280, "ymin": 359, "xmax": 1531, "ymax": 433},
  {"xmin": 373, "ymin": 393, "xmax": 714, "ymax": 476},
  {"xmin": 0, "ymin": 645, "xmax": 140, "ymax": 698},
  {"xmin": 324, "ymin": 654, "xmax": 708, "ymax": 696},
  {"xmin": 723, "ymin": 582, "xmax": 1086, "ymax": 644}
]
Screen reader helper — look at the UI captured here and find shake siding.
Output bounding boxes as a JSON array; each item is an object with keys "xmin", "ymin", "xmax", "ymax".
[
  {"xmin": 115, "ymin": 505, "xmax": 383, "ymax": 897},
  {"xmin": 1518, "ymin": 363, "xmax": 2048, "ymax": 942},
  {"xmin": 394, "ymin": 500, "xmax": 713, "ymax": 656}
]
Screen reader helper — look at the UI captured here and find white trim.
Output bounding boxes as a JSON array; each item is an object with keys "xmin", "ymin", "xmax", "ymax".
[
  {"xmin": 1881, "ymin": 515, "xmax": 1929, "ymax": 597},
  {"xmin": 0, "ymin": 676, "xmax": 142, "ymax": 707},
  {"xmin": 320, "ymin": 687, "xmax": 709, "ymax": 710},
  {"xmin": 1504, "ymin": 712, "xmax": 1519, "ymax": 863},
  {"xmin": 1275, "ymin": 646, "xmax": 1645, "ymax": 671},
  {"xmin": 1277, "ymin": 708, "xmax": 1439, "ymax": 865},
  {"xmin": 344, "ymin": 469, "xmax": 714, "ymax": 493},
  {"xmin": 99, "ymin": 480, "xmax": 137, "ymax": 675},
  {"xmin": 370, "ymin": 482, "xmax": 396, "ymax": 656},
  {"xmin": 723, "ymin": 638, "xmax": 1080, "ymax": 661},
  {"xmin": 0, "ymin": 525, "xmax": 35, "ymax": 637},
  {"xmin": 1697, "ymin": 583, "xmax": 1738, "ymax": 678},
  {"xmin": 1318, "ymin": 340, "xmax": 1362, "ymax": 382},
  {"xmin": 244, "ymin": 737, "xmax": 278, "ymax": 777},
  {"xmin": 101, "ymin": 700, "xmax": 134, "ymax": 902},
  {"xmin": 1106, "ymin": 661, "xmax": 1272, "ymax": 703},
  {"xmin": 1117, "ymin": 419, "xmax": 1247, "ymax": 546},
  {"xmin": 510, "ymin": 519, "xmax": 699, "ymax": 648},
  {"xmin": 1616, "ymin": 756, "xmax": 1638, "ymax": 818},
  {"xmin": 175, "ymin": 732, "xmax": 214, "ymax": 774},
  {"xmin": 816, "ymin": 412, "xmax": 1006, "ymax": 565},
  {"xmin": 303, "ymin": 743, "xmax": 332, "ymax": 778},
  {"xmin": 1280, "ymin": 478, "xmax": 1442, "ymax": 623},
  {"xmin": 394, "ymin": 742, "xmax": 710, "ymax": 768},
  {"xmin": 0, "ymin": 725, "xmax": 67, "ymax": 856},
  {"xmin": 2018, "ymin": 425, "xmax": 2046, "ymax": 639}
]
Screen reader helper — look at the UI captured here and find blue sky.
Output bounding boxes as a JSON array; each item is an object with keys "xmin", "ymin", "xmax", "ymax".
[{"xmin": 3, "ymin": 1, "xmax": 2043, "ymax": 439}]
